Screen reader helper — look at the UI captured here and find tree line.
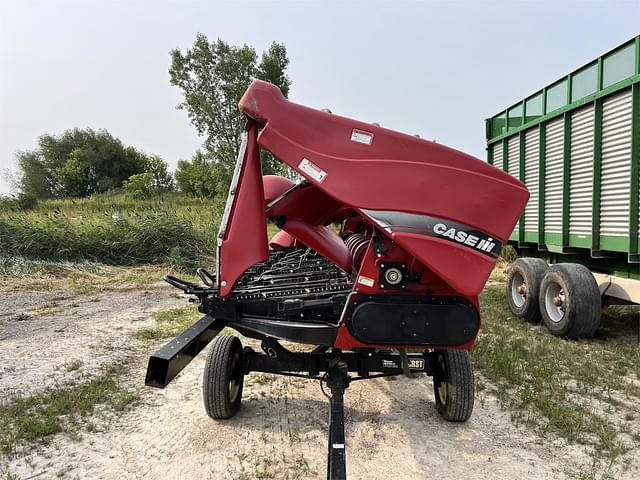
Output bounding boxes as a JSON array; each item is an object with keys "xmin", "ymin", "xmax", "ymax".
[{"xmin": 8, "ymin": 34, "xmax": 291, "ymax": 204}]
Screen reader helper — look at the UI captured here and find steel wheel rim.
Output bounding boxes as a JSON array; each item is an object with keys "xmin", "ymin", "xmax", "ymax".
[
  {"xmin": 510, "ymin": 272, "xmax": 526, "ymax": 308},
  {"xmin": 228, "ymin": 351, "xmax": 241, "ymax": 402},
  {"xmin": 544, "ymin": 281, "xmax": 565, "ymax": 323}
]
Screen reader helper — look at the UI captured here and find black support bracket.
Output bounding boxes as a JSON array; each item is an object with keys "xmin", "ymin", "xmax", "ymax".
[{"xmin": 327, "ymin": 362, "xmax": 349, "ymax": 480}]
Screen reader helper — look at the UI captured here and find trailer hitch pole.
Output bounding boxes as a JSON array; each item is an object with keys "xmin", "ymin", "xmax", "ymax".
[
  {"xmin": 145, "ymin": 316, "xmax": 227, "ymax": 388},
  {"xmin": 327, "ymin": 362, "xmax": 349, "ymax": 480}
]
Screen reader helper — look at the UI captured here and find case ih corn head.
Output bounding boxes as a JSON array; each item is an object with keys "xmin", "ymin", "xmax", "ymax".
[{"xmin": 146, "ymin": 80, "xmax": 528, "ymax": 479}]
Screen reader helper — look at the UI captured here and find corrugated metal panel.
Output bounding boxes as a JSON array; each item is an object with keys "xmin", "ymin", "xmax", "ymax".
[
  {"xmin": 507, "ymin": 135, "xmax": 520, "ymax": 230},
  {"xmin": 544, "ymin": 118, "xmax": 564, "ymax": 234},
  {"xmin": 569, "ymin": 105, "xmax": 594, "ymax": 236},
  {"xmin": 601, "ymin": 88, "xmax": 632, "ymax": 237},
  {"xmin": 524, "ymin": 127, "xmax": 539, "ymax": 232},
  {"xmin": 492, "ymin": 142, "xmax": 503, "ymax": 170},
  {"xmin": 507, "ymin": 135, "xmax": 520, "ymax": 178}
]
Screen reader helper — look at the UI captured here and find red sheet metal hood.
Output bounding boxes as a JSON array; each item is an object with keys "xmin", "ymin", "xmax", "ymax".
[{"xmin": 240, "ymin": 81, "xmax": 528, "ymax": 296}]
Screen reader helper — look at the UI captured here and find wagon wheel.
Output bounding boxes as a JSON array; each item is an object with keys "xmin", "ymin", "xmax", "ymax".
[
  {"xmin": 203, "ymin": 335, "xmax": 245, "ymax": 419},
  {"xmin": 538, "ymin": 263, "xmax": 601, "ymax": 339},
  {"xmin": 431, "ymin": 349, "xmax": 474, "ymax": 422},
  {"xmin": 506, "ymin": 257, "xmax": 548, "ymax": 322}
]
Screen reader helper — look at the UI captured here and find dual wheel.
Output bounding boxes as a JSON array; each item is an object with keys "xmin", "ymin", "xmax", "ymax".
[
  {"xmin": 506, "ymin": 259, "xmax": 601, "ymax": 338},
  {"xmin": 202, "ymin": 335, "xmax": 475, "ymax": 423}
]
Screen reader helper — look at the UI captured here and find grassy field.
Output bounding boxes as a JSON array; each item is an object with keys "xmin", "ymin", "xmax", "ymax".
[
  {"xmin": 0, "ymin": 363, "xmax": 138, "ymax": 455},
  {"xmin": 475, "ymin": 286, "xmax": 640, "ymax": 478},
  {"xmin": 0, "ymin": 305, "xmax": 205, "ymax": 456},
  {"xmin": 1, "ymin": 195, "xmax": 639, "ymax": 477},
  {"xmin": 0, "ymin": 193, "xmax": 223, "ymax": 270}
]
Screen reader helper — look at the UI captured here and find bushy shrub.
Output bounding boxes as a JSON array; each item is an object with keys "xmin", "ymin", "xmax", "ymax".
[
  {"xmin": 123, "ymin": 172, "xmax": 154, "ymax": 199},
  {"xmin": 0, "ymin": 196, "xmax": 16, "ymax": 211},
  {"xmin": 499, "ymin": 244, "xmax": 518, "ymax": 263},
  {"xmin": 0, "ymin": 193, "xmax": 38, "ymax": 211},
  {"xmin": 16, "ymin": 193, "xmax": 38, "ymax": 210},
  {"xmin": 175, "ymin": 150, "xmax": 229, "ymax": 198}
]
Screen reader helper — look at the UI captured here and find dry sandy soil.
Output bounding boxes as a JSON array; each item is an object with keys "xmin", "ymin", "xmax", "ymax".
[{"xmin": 0, "ymin": 284, "xmax": 613, "ymax": 479}]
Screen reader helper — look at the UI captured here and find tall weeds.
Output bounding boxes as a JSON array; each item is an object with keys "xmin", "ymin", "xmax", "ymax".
[{"xmin": 0, "ymin": 194, "xmax": 222, "ymax": 270}]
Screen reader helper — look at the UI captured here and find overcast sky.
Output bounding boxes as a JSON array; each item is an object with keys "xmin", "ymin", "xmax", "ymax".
[{"xmin": 1, "ymin": 0, "xmax": 638, "ymax": 195}]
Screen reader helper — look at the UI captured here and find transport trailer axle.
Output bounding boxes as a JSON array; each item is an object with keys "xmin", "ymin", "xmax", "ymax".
[
  {"xmin": 239, "ymin": 338, "xmax": 434, "ymax": 480},
  {"xmin": 147, "ymin": 326, "xmax": 434, "ymax": 480}
]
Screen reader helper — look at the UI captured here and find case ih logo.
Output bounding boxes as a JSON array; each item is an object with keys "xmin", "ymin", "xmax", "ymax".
[
  {"xmin": 361, "ymin": 209, "xmax": 502, "ymax": 258},
  {"xmin": 433, "ymin": 223, "xmax": 498, "ymax": 255}
]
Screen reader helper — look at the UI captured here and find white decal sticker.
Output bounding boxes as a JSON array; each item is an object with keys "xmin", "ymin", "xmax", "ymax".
[
  {"xmin": 350, "ymin": 129, "xmax": 373, "ymax": 145},
  {"xmin": 298, "ymin": 158, "xmax": 327, "ymax": 182},
  {"xmin": 357, "ymin": 275, "xmax": 375, "ymax": 287}
]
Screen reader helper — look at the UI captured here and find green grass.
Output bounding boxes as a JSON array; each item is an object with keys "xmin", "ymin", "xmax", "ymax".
[
  {"xmin": 474, "ymin": 286, "xmax": 640, "ymax": 473},
  {"xmin": 132, "ymin": 305, "xmax": 201, "ymax": 340},
  {"xmin": 0, "ymin": 193, "xmax": 223, "ymax": 270},
  {"xmin": 0, "ymin": 364, "xmax": 139, "ymax": 455},
  {"xmin": 229, "ymin": 451, "xmax": 316, "ymax": 480},
  {"xmin": 0, "ymin": 193, "xmax": 281, "ymax": 274}
]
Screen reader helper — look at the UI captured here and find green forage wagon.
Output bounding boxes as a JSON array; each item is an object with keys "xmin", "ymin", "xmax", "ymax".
[{"xmin": 486, "ymin": 36, "xmax": 640, "ymax": 338}]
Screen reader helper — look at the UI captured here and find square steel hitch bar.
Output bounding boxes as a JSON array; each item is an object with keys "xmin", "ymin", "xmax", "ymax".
[{"xmin": 146, "ymin": 320, "xmax": 433, "ymax": 480}]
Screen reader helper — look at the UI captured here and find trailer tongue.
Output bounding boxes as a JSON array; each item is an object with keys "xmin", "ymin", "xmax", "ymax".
[{"xmin": 146, "ymin": 80, "xmax": 528, "ymax": 479}]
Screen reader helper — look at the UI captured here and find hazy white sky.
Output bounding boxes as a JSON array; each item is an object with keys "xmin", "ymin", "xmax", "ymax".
[{"xmin": 1, "ymin": 0, "xmax": 638, "ymax": 195}]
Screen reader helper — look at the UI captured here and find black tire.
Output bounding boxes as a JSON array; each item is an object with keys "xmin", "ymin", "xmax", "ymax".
[
  {"xmin": 203, "ymin": 335, "xmax": 244, "ymax": 419},
  {"xmin": 506, "ymin": 257, "xmax": 548, "ymax": 322},
  {"xmin": 538, "ymin": 263, "xmax": 601, "ymax": 339},
  {"xmin": 432, "ymin": 350, "xmax": 474, "ymax": 422}
]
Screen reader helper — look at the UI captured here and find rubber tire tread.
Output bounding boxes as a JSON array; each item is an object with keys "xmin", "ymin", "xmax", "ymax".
[
  {"xmin": 538, "ymin": 263, "xmax": 601, "ymax": 339},
  {"xmin": 434, "ymin": 350, "xmax": 474, "ymax": 422},
  {"xmin": 203, "ymin": 335, "xmax": 243, "ymax": 420}
]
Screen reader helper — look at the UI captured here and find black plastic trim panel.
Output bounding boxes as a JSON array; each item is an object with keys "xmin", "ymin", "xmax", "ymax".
[{"xmin": 346, "ymin": 294, "xmax": 479, "ymax": 346}]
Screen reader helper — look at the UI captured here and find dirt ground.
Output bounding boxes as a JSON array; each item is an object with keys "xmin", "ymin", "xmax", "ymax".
[{"xmin": 0, "ymin": 284, "xmax": 619, "ymax": 479}]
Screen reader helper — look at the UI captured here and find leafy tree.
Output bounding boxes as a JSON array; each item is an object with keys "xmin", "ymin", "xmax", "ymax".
[
  {"xmin": 16, "ymin": 151, "xmax": 51, "ymax": 198},
  {"xmin": 169, "ymin": 35, "xmax": 291, "ymax": 178},
  {"xmin": 174, "ymin": 150, "xmax": 229, "ymax": 198},
  {"xmin": 16, "ymin": 128, "xmax": 148, "ymax": 198},
  {"xmin": 143, "ymin": 154, "xmax": 175, "ymax": 192},
  {"xmin": 123, "ymin": 172, "xmax": 154, "ymax": 199},
  {"xmin": 54, "ymin": 149, "xmax": 93, "ymax": 197}
]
